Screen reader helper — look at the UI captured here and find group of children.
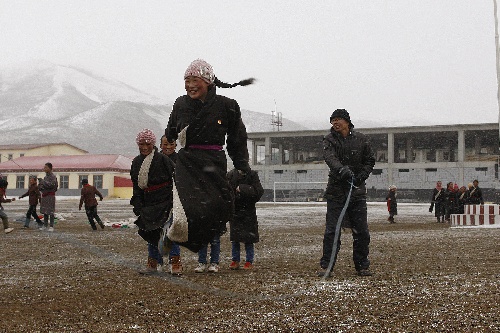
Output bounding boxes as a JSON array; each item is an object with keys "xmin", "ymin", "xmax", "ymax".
[{"xmin": 385, "ymin": 179, "xmax": 485, "ymax": 224}]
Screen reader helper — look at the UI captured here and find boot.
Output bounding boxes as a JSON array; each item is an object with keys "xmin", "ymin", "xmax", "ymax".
[
  {"xmin": 170, "ymin": 255, "xmax": 183, "ymax": 276},
  {"xmin": 139, "ymin": 257, "xmax": 158, "ymax": 275},
  {"xmin": 23, "ymin": 218, "xmax": 30, "ymax": 229},
  {"xmin": 97, "ymin": 219, "xmax": 105, "ymax": 229}
]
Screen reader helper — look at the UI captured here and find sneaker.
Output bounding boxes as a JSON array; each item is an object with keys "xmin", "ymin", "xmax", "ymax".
[
  {"xmin": 157, "ymin": 264, "xmax": 163, "ymax": 272},
  {"xmin": 39, "ymin": 226, "xmax": 46, "ymax": 231},
  {"xmin": 194, "ymin": 263, "xmax": 207, "ymax": 273},
  {"xmin": 4, "ymin": 227, "xmax": 14, "ymax": 234},
  {"xmin": 242, "ymin": 262, "xmax": 253, "ymax": 270},
  {"xmin": 357, "ymin": 269, "xmax": 373, "ymax": 277},
  {"xmin": 229, "ymin": 261, "xmax": 240, "ymax": 270},
  {"xmin": 207, "ymin": 263, "xmax": 219, "ymax": 273},
  {"xmin": 48, "ymin": 227, "xmax": 54, "ymax": 232},
  {"xmin": 22, "ymin": 226, "xmax": 30, "ymax": 230}
]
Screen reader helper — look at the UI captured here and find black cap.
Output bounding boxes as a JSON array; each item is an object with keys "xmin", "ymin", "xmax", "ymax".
[
  {"xmin": 330, "ymin": 109, "xmax": 353, "ymax": 128},
  {"xmin": 81, "ymin": 179, "xmax": 89, "ymax": 185}
]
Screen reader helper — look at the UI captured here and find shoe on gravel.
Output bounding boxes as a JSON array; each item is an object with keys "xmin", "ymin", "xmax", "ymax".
[
  {"xmin": 229, "ymin": 261, "xmax": 240, "ymax": 270},
  {"xmin": 4, "ymin": 227, "xmax": 14, "ymax": 234},
  {"xmin": 194, "ymin": 263, "xmax": 207, "ymax": 273},
  {"xmin": 357, "ymin": 269, "xmax": 373, "ymax": 276},
  {"xmin": 207, "ymin": 263, "xmax": 219, "ymax": 273},
  {"xmin": 242, "ymin": 262, "xmax": 253, "ymax": 270}
]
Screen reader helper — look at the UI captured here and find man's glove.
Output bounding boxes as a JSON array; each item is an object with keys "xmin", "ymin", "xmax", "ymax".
[
  {"xmin": 354, "ymin": 172, "xmax": 369, "ymax": 186},
  {"xmin": 338, "ymin": 166, "xmax": 354, "ymax": 181}
]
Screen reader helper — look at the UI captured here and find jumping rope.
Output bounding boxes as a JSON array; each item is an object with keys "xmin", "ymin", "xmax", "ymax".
[{"xmin": 321, "ymin": 175, "xmax": 355, "ymax": 281}]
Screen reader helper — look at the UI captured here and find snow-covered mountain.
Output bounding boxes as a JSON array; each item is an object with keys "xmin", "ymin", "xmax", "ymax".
[{"xmin": 0, "ymin": 61, "xmax": 307, "ymax": 156}]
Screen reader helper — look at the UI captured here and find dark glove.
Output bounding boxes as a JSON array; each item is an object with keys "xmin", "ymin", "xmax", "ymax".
[
  {"xmin": 353, "ymin": 172, "xmax": 368, "ymax": 186},
  {"xmin": 338, "ymin": 166, "xmax": 354, "ymax": 181},
  {"xmin": 429, "ymin": 207, "xmax": 433, "ymax": 213}
]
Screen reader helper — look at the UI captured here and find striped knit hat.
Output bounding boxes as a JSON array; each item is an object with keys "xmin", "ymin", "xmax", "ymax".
[{"xmin": 184, "ymin": 59, "xmax": 215, "ymax": 84}]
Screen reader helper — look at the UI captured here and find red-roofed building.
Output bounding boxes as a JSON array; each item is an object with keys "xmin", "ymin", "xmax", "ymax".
[{"xmin": 0, "ymin": 155, "xmax": 134, "ymax": 198}]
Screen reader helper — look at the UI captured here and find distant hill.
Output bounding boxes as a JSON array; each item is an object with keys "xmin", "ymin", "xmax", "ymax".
[{"xmin": 0, "ymin": 61, "xmax": 307, "ymax": 156}]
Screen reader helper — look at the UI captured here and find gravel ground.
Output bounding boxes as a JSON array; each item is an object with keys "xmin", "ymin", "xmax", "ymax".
[{"xmin": 1, "ymin": 199, "xmax": 499, "ymax": 332}]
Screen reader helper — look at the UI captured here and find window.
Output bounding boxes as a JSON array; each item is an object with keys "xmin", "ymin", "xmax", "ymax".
[
  {"xmin": 475, "ymin": 167, "xmax": 488, "ymax": 172},
  {"xmin": 372, "ymin": 169, "xmax": 383, "ymax": 175},
  {"xmin": 398, "ymin": 169, "xmax": 410, "ymax": 172},
  {"xmin": 297, "ymin": 170, "xmax": 307, "ymax": 174},
  {"xmin": 425, "ymin": 168, "xmax": 437, "ymax": 172},
  {"xmin": 274, "ymin": 170, "xmax": 283, "ymax": 174},
  {"xmin": 93, "ymin": 175, "xmax": 103, "ymax": 189},
  {"xmin": 60, "ymin": 175, "xmax": 69, "ymax": 189},
  {"xmin": 78, "ymin": 175, "xmax": 89, "ymax": 189},
  {"xmin": 16, "ymin": 175, "xmax": 25, "ymax": 189},
  {"xmin": 8, "ymin": 154, "xmax": 13, "ymax": 160},
  {"xmin": 20, "ymin": 153, "xmax": 25, "ymax": 157}
]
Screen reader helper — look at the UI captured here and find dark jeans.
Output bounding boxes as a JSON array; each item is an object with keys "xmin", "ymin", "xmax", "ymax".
[
  {"xmin": 25, "ymin": 205, "xmax": 43, "ymax": 227},
  {"xmin": 85, "ymin": 206, "xmax": 103, "ymax": 230},
  {"xmin": 321, "ymin": 197, "xmax": 371, "ymax": 271}
]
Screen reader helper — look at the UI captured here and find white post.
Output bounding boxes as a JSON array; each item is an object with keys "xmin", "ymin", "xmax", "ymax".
[{"xmin": 494, "ymin": 0, "xmax": 500, "ymax": 149}]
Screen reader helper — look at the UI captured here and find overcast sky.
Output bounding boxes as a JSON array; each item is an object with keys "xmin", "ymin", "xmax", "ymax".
[{"xmin": 0, "ymin": 1, "xmax": 498, "ymax": 127}]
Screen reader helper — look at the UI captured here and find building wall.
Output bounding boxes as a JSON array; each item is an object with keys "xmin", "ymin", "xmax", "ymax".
[
  {"xmin": 2, "ymin": 171, "xmax": 131, "ymax": 198},
  {"xmin": 0, "ymin": 144, "xmax": 87, "ymax": 162}
]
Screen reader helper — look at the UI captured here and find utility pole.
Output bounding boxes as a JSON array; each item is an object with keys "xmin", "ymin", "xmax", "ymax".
[{"xmin": 494, "ymin": 0, "xmax": 500, "ymax": 150}]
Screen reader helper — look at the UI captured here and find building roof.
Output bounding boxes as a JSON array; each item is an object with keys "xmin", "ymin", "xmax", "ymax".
[
  {"xmin": 0, "ymin": 155, "xmax": 133, "ymax": 173},
  {"xmin": 0, "ymin": 143, "xmax": 88, "ymax": 153}
]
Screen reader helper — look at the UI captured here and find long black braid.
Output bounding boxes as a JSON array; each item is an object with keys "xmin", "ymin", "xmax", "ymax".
[{"xmin": 214, "ymin": 77, "xmax": 255, "ymax": 88}]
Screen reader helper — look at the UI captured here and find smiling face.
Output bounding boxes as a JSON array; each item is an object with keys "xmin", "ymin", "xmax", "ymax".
[
  {"xmin": 138, "ymin": 140, "xmax": 154, "ymax": 156},
  {"xmin": 184, "ymin": 76, "xmax": 210, "ymax": 101},
  {"xmin": 160, "ymin": 136, "xmax": 176, "ymax": 156}
]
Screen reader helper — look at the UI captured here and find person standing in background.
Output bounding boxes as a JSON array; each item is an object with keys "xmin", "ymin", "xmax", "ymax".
[
  {"xmin": 39, "ymin": 162, "xmax": 58, "ymax": 232},
  {"xmin": 429, "ymin": 181, "xmax": 445, "ymax": 223},
  {"xmin": 386, "ymin": 185, "xmax": 397, "ymax": 224}
]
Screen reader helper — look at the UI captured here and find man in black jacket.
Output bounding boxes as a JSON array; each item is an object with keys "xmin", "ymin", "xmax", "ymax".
[{"xmin": 319, "ymin": 109, "xmax": 375, "ymax": 277}]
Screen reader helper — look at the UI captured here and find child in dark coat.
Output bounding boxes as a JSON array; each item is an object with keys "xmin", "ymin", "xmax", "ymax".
[
  {"xmin": 79, "ymin": 179, "xmax": 104, "ymax": 230},
  {"xmin": 386, "ymin": 185, "xmax": 397, "ymax": 224},
  {"xmin": 227, "ymin": 168, "xmax": 264, "ymax": 270},
  {"xmin": 19, "ymin": 175, "xmax": 43, "ymax": 229}
]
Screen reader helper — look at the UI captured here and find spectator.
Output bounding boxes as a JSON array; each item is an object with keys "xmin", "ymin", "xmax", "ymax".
[
  {"xmin": 429, "ymin": 181, "xmax": 445, "ymax": 223},
  {"xmin": 386, "ymin": 185, "xmax": 397, "ymax": 224},
  {"xmin": 468, "ymin": 180, "xmax": 484, "ymax": 205},
  {"xmin": 227, "ymin": 168, "xmax": 264, "ymax": 270}
]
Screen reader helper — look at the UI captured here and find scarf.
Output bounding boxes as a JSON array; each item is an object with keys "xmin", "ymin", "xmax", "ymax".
[{"xmin": 138, "ymin": 151, "xmax": 154, "ymax": 190}]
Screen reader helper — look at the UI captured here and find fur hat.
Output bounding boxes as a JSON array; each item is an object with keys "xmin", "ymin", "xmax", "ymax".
[
  {"xmin": 330, "ymin": 109, "xmax": 353, "ymax": 128},
  {"xmin": 184, "ymin": 59, "xmax": 215, "ymax": 84},
  {"xmin": 389, "ymin": 185, "xmax": 397, "ymax": 190},
  {"xmin": 136, "ymin": 129, "xmax": 156, "ymax": 145}
]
